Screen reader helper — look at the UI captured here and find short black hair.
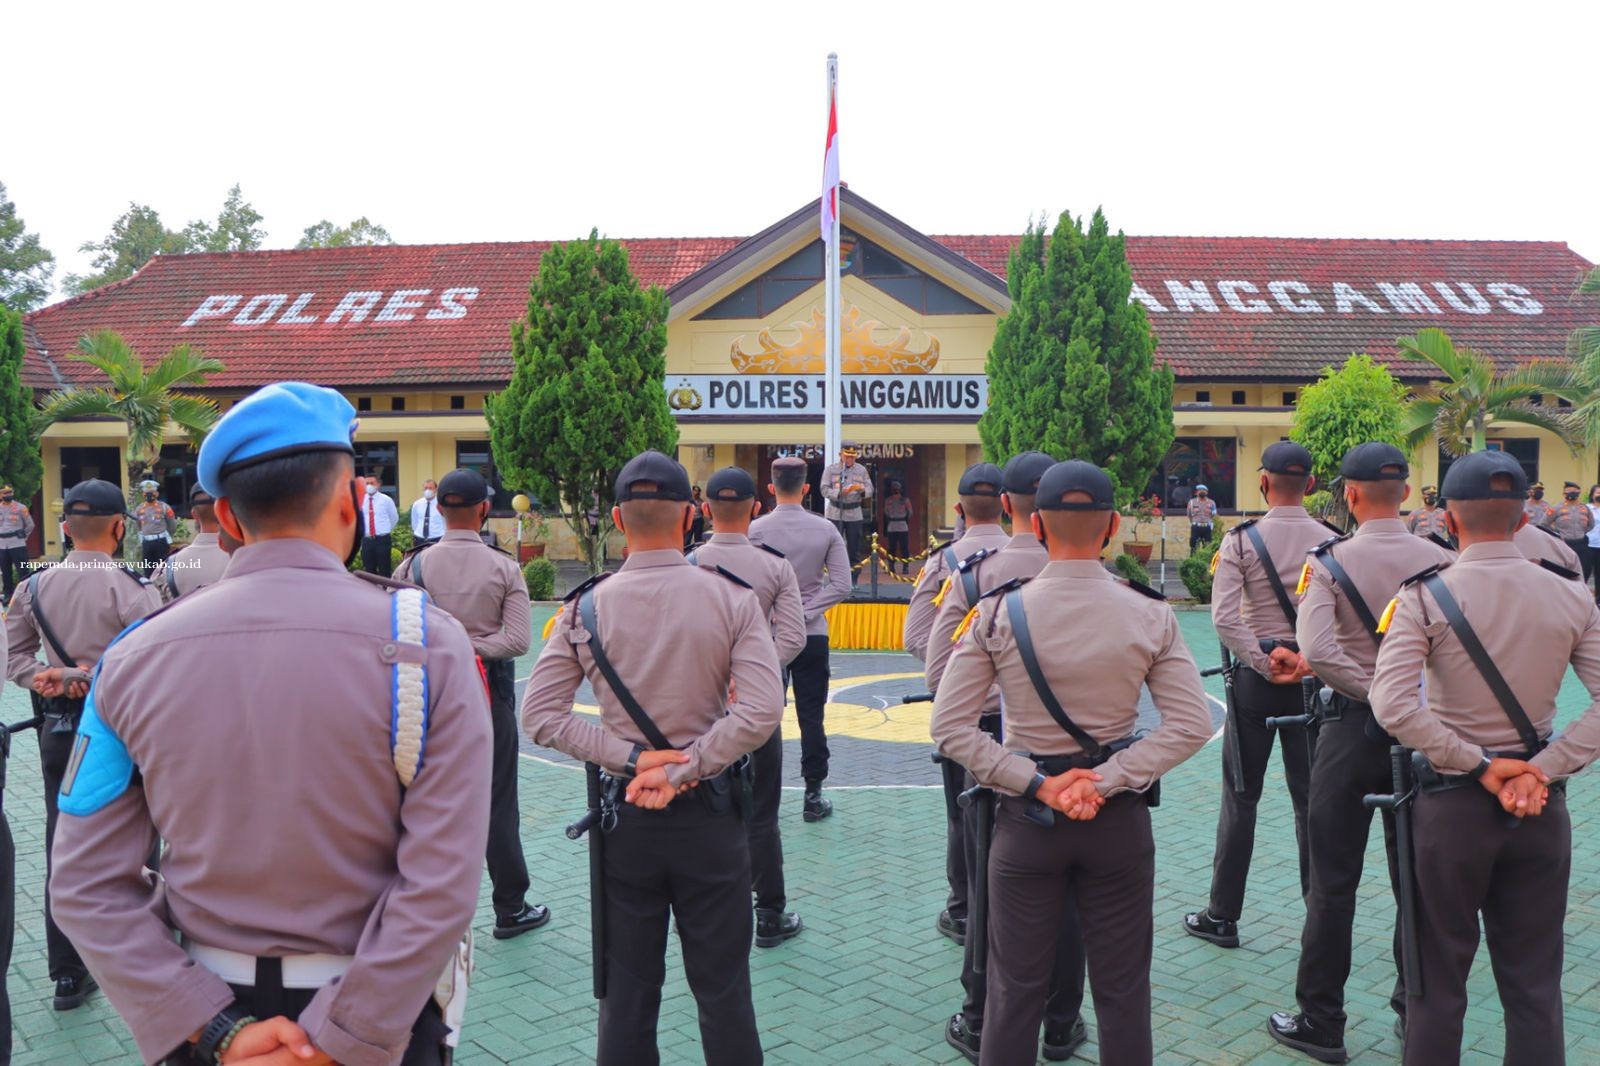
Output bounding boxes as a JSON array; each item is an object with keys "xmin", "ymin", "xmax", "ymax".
[
  {"xmin": 221, "ymin": 450, "xmax": 353, "ymax": 533},
  {"xmin": 772, "ymin": 465, "xmax": 808, "ymax": 494}
]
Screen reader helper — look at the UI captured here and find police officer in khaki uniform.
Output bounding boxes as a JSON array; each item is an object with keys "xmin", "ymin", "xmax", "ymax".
[
  {"xmin": 1185, "ymin": 441, "xmax": 1331, "ymax": 948},
  {"xmin": 903, "ymin": 464, "xmax": 1011, "ymax": 662},
  {"xmin": 688, "ymin": 466, "xmax": 807, "ymax": 948},
  {"xmin": 749, "ymin": 456, "xmax": 851, "ymax": 822},
  {"xmin": 50, "ymin": 382, "xmax": 491, "ymax": 1064},
  {"xmin": 1545, "ymin": 480, "xmax": 1594, "ymax": 580},
  {"xmin": 926, "ymin": 451, "xmax": 1088, "ymax": 1065},
  {"xmin": 523, "ymin": 450, "xmax": 784, "ymax": 1066},
  {"xmin": 1405, "ymin": 486, "xmax": 1449, "ymax": 541},
  {"xmin": 1266, "ymin": 443, "xmax": 1454, "ymax": 1062},
  {"xmin": 1371, "ymin": 449, "xmax": 1600, "ymax": 1066},
  {"xmin": 395, "ymin": 467, "xmax": 551, "ymax": 941},
  {"xmin": 4, "ymin": 477, "xmax": 161, "ymax": 1011},
  {"xmin": 132, "ymin": 479, "xmax": 177, "ymax": 567},
  {"xmin": 1186, "ymin": 484, "xmax": 1218, "ymax": 551},
  {"xmin": 821, "ymin": 444, "xmax": 874, "ymax": 581},
  {"xmin": 1523, "ymin": 481, "xmax": 1553, "ymax": 526},
  {"xmin": 932, "ymin": 460, "xmax": 1212, "ymax": 1066},
  {"xmin": 1514, "ymin": 520, "xmax": 1582, "ymax": 572},
  {"xmin": 0, "ymin": 484, "xmax": 34, "ymax": 605},
  {"xmin": 152, "ymin": 486, "xmax": 230, "ymax": 602}
]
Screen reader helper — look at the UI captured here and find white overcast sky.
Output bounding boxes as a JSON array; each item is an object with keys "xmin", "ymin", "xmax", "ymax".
[{"xmin": 10, "ymin": 0, "xmax": 1598, "ymax": 302}]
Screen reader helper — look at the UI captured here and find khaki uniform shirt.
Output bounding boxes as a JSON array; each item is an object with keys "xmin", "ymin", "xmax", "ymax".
[
  {"xmin": 926, "ymin": 532, "xmax": 1049, "ymax": 694},
  {"xmin": 0, "ymin": 499, "xmax": 34, "ymax": 542},
  {"xmin": 882, "ymin": 497, "xmax": 912, "ymax": 533},
  {"xmin": 1186, "ymin": 497, "xmax": 1217, "ymax": 526},
  {"xmin": 1212, "ymin": 505, "xmax": 1330, "ymax": 677},
  {"xmin": 49, "ymin": 539, "xmax": 491, "ymax": 1066},
  {"xmin": 821, "ymin": 461, "xmax": 873, "ymax": 522},
  {"xmin": 5, "ymin": 552, "xmax": 161, "ymax": 687},
  {"xmin": 153, "ymin": 532, "xmax": 230, "ymax": 602},
  {"xmin": 134, "ymin": 499, "xmax": 176, "ymax": 540},
  {"xmin": 1296, "ymin": 518, "xmax": 1454, "ymax": 703},
  {"xmin": 1546, "ymin": 500, "xmax": 1593, "ymax": 540},
  {"xmin": 394, "ymin": 529, "xmax": 530, "ymax": 661},
  {"xmin": 931, "ymin": 560, "xmax": 1212, "ymax": 797},
  {"xmin": 688, "ymin": 531, "xmax": 807, "ymax": 666},
  {"xmin": 1406, "ymin": 506, "xmax": 1449, "ymax": 539},
  {"xmin": 749, "ymin": 503, "xmax": 851, "ymax": 637},
  {"xmin": 1515, "ymin": 523, "xmax": 1582, "ymax": 572},
  {"xmin": 1524, "ymin": 498, "xmax": 1555, "ymax": 526},
  {"xmin": 1371, "ymin": 541, "xmax": 1600, "ymax": 780},
  {"xmin": 903, "ymin": 522, "xmax": 1010, "ymax": 662},
  {"xmin": 522, "ymin": 549, "xmax": 783, "ymax": 788}
]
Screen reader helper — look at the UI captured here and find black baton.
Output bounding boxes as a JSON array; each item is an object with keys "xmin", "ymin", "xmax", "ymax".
[
  {"xmin": 957, "ymin": 783, "xmax": 993, "ymax": 978},
  {"xmin": 566, "ymin": 763, "xmax": 611, "ymax": 999},
  {"xmin": 1363, "ymin": 746, "xmax": 1422, "ymax": 997}
]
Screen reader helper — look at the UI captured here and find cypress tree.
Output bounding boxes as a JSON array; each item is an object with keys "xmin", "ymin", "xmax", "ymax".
[{"xmin": 0, "ymin": 302, "xmax": 43, "ymax": 501}]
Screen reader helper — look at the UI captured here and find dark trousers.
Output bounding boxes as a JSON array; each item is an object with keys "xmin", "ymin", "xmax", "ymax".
[
  {"xmin": 835, "ymin": 519, "xmax": 864, "ymax": 581},
  {"xmin": 886, "ymin": 529, "xmax": 909, "ymax": 563},
  {"xmin": 1207, "ymin": 667, "xmax": 1313, "ymax": 920},
  {"xmin": 165, "ymin": 981, "xmax": 447, "ymax": 1064},
  {"xmin": 943, "ymin": 716, "xmax": 1004, "ymax": 920},
  {"xmin": 1404, "ymin": 787, "xmax": 1570, "ymax": 1066},
  {"xmin": 362, "ymin": 533, "xmax": 393, "ymax": 576},
  {"xmin": 37, "ymin": 709, "xmax": 87, "ymax": 982},
  {"xmin": 984, "ymin": 795, "xmax": 1154, "ymax": 1066},
  {"xmin": 1295, "ymin": 702, "xmax": 1404, "ymax": 1036},
  {"xmin": 140, "ymin": 537, "xmax": 169, "ymax": 566},
  {"xmin": 786, "ymin": 636, "xmax": 830, "ymax": 785},
  {"xmin": 0, "ymin": 542, "xmax": 27, "ymax": 600},
  {"xmin": 0, "ymin": 795, "xmax": 13, "ymax": 1065},
  {"xmin": 598, "ymin": 801, "xmax": 761, "ymax": 1066},
  {"xmin": 483, "ymin": 659, "xmax": 530, "ymax": 918},
  {"xmin": 747, "ymin": 729, "xmax": 786, "ymax": 912},
  {"xmin": 1189, "ymin": 524, "xmax": 1213, "ymax": 551},
  {"xmin": 1565, "ymin": 538, "xmax": 1592, "ymax": 585}
]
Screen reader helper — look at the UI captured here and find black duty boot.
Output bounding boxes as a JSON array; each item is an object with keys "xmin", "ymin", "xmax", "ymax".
[
  {"xmin": 493, "ymin": 902, "xmax": 552, "ymax": 940},
  {"xmin": 943, "ymin": 1014, "xmax": 980, "ymax": 1065},
  {"xmin": 1182, "ymin": 908, "xmax": 1240, "ymax": 948},
  {"xmin": 1267, "ymin": 1011, "xmax": 1349, "ymax": 1064},
  {"xmin": 53, "ymin": 974, "xmax": 96, "ymax": 1011},
  {"xmin": 936, "ymin": 909, "xmax": 967, "ymax": 945},
  {"xmin": 802, "ymin": 780, "xmax": 833, "ymax": 822},
  {"xmin": 1042, "ymin": 1014, "xmax": 1088, "ymax": 1060},
  {"xmin": 754, "ymin": 908, "xmax": 803, "ymax": 948}
]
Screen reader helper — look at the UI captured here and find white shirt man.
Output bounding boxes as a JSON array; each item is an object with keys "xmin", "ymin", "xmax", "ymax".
[
  {"xmin": 360, "ymin": 480, "xmax": 400, "ymax": 537},
  {"xmin": 410, "ymin": 480, "xmax": 441, "ymax": 543}
]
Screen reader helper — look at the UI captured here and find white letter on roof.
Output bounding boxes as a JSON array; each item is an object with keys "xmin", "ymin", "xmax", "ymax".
[
  {"xmin": 1487, "ymin": 283, "xmax": 1543, "ymax": 315},
  {"xmin": 278, "ymin": 293, "xmax": 318, "ymax": 325},
  {"xmin": 1163, "ymin": 280, "xmax": 1218, "ymax": 313},
  {"xmin": 376, "ymin": 289, "xmax": 432, "ymax": 322},
  {"xmin": 1268, "ymin": 281, "xmax": 1322, "ymax": 313},
  {"xmin": 1332, "ymin": 282, "xmax": 1386, "ymax": 314},
  {"xmin": 181, "ymin": 295, "xmax": 241, "ymax": 328},
  {"xmin": 1217, "ymin": 280, "xmax": 1270, "ymax": 313},
  {"xmin": 326, "ymin": 291, "xmax": 384, "ymax": 324},
  {"xmin": 1376, "ymin": 283, "xmax": 1441, "ymax": 315},
  {"xmin": 427, "ymin": 287, "xmax": 480, "ymax": 320},
  {"xmin": 233, "ymin": 294, "xmax": 287, "ymax": 326},
  {"xmin": 1431, "ymin": 282, "xmax": 1491, "ymax": 314}
]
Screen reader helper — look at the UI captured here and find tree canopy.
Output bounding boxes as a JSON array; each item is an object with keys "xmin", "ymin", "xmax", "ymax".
[
  {"xmin": 0, "ymin": 182, "xmax": 55, "ymax": 312},
  {"xmin": 65, "ymin": 185, "xmax": 267, "ymax": 294},
  {"xmin": 1290, "ymin": 354, "xmax": 1409, "ymax": 484},
  {"xmin": 0, "ymin": 302, "xmax": 43, "ymax": 499},
  {"xmin": 1397, "ymin": 327, "xmax": 1579, "ymax": 456},
  {"xmin": 296, "ymin": 217, "xmax": 394, "ymax": 249}
]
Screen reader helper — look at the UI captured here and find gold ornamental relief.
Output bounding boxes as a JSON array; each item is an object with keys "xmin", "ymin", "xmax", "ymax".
[{"xmin": 730, "ymin": 305, "xmax": 940, "ymax": 374}]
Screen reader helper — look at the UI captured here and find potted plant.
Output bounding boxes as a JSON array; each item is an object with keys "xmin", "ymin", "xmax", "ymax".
[
  {"xmin": 513, "ymin": 494, "xmax": 551, "ymax": 561},
  {"xmin": 1121, "ymin": 494, "xmax": 1163, "ymax": 564}
]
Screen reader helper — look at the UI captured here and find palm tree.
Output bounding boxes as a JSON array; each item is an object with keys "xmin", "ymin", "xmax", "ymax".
[
  {"xmin": 35, "ymin": 331, "xmax": 224, "ymax": 517},
  {"xmin": 1396, "ymin": 327, "xmax": 1580, "ymax": 457},
  {"xmin": 1564, "ymin": 267, "xmax": 1600, "ymax": 450}
]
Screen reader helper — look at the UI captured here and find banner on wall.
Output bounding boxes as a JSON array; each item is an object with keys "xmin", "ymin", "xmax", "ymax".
[{"xmin": 665, "ymin": 374, "xmax": 987, "ymax": 418}]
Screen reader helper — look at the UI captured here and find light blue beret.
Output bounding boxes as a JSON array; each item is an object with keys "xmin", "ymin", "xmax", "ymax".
[{"xmin": 198, "ymin": 382, "xmax": 358, "ymax": 497}]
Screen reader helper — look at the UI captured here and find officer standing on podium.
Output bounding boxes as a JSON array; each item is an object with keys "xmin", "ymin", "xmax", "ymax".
[
  {"xmin": 1184, "ymin": 441, "xmax": 1329, "ymax": 949},
  {"xmin": 1265, "ymin": 443, "xmax": 1453, "ymax": 1063},
  {"xmin": 395, "ymin": 467, "xmax": 551, "ymax": 941},
  {"xmin": 821, "ymin": 444, "xmax": 873, "ymax": 583}
]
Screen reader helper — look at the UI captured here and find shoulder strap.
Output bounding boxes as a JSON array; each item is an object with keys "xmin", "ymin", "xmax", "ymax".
[
  {"xmin": 758, "ymin": 542, "xmax": 786, "ymax": 559},
  {"xmin": 1418, "ymin": 573, "xmax": 1543, "ymax": 753},
  {"xmin": 1004, "ymin": 588, "xmax": 1101, "ymax": 757},
  {"xmin": 1537, "ymin": 558, "xmax": 1580, "ymax": 581},
  {"xmin": 578, "ymin": 587, "xmax": 673, "ymax": 751},
  {"xmin": 1426, "ymin": 531, "xmax": 1455, "ymax": 552},
  {"xmin": 27, "ymin": 573, "xmax": 80, "ymax": 668},
  {"xmin": 165, "ymin": 563, "xmax": 179, "ymax": 600},
  {"xmin": 410, "ymin": 549, "xmax": 426, "ymax": 592},
  {"xmin": 1242, "ymin": 522, "xmax": 1298, "ymax": 627},
  {"xmin": 1314, "ymin": 543, "xmax": 1383, "ymax": 645},
  {"xmin": 955, "ymin": 547, "xmax": 992, "ymax": 605},
  {"xmin": 390, "ymin": 587, "xmax": 432, "ymax": 788}
]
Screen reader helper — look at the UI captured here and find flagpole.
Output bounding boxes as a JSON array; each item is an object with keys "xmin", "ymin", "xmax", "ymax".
[{"xmin": 824, "ymin": 53, "xmax": 842, "ymax": 467}]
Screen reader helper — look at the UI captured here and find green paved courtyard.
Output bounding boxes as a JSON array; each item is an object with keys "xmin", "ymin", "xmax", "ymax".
[{"xmin": 5, "ymin": 609, "xmax": 1599, "ymax": 1063}]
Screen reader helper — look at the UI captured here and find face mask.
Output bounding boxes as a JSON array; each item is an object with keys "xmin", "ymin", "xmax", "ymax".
[
  {"xmin": 365, "ymin": 483, "xmax": 378, "ymax": 496},
  {"xmin": 1567, "ymin": 492, "xmax": 1580, "ymax": 501},
  {"xmin": 144, "ymin": 492, "xmax": 156, "ymax": 500},
  {"xmin": 1423, "ymin": 496, "xmax": 1437, "ymax": 506},
  {"xmin": 0, "ymin": 495, "xmax": 12, "ymax": 503},
  {"xmin": 423, "ymin": 489, "xmax": 435, "ymax": 500}
]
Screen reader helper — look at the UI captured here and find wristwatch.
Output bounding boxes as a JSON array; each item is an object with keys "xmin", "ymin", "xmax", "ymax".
[
  {"xmin": 624, "ymin": 744, "xmax": 643, "ymax": 778},
  {"xmin": 1468, "ymin": 753, "xmax": 1492, "ymax": 780},
  {"xmin": 1022, "ymin": 773, "xmax": 1047, "ymax": 800},
  {"xmin": 194, "ymin": 1004, "xmax": 251, "ymax": 1064}
]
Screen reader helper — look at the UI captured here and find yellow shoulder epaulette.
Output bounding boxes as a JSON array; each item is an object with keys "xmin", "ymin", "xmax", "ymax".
[
  {"xmin": 951, "ymin": 604, "xmax": 980, "ymax": 642},
  {"xmin": 1209, "ymin": 550, "xmax": 1222, "ymax": 576},
  {"xmin": 541, "ymin": 605, "xmax": 563, "ymax": 641},
  {"xmin": 931, "ymin": 575, "xmax": 953, "ymax": 608},
  {"xmin": 1296, "ymin": 561, "xmax": 1313, "ymax": 596},
  {"xmin": 1376, "ymin": 597, "xmax": 1399, "ymax": 634}
]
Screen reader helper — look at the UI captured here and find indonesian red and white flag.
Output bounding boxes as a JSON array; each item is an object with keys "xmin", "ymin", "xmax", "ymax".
[{"xmin": 820, "ymin": 91, "xmax": 839, "ymax": 244}]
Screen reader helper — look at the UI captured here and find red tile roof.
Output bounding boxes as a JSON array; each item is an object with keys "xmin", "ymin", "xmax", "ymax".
[{"xmin": 23, "ymin": 232, "xmax": 1592, "ymax": 390}]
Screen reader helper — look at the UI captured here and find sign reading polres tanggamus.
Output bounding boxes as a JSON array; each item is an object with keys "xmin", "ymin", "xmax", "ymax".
[{"xmin": 665, "ymin": 374, "xmax": 987, "ymax": 417}]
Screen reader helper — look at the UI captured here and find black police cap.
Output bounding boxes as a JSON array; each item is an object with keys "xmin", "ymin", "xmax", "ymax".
[
  {"xmin": 188, "ymin": 483, "xmax": 215, "ymax": 505},
  {"xmin": 1440, "ymin": 450, "xmax": 1528, "ymax": 501},
  {"xmin": 1260, "ymin": 441, "xmax": 1314, "ymax": 475},
  {"xmin": 957, "ymin": 462, "xmax": 1004, "ymax": 498},
  {"xmin": 615, "ymin": 450, "xmax": 693, "ymax": 502},
  {"xmin": 1340, "ymin": 442, "xmax": 1410, "ymax": 481},
  {"xmin": 1001, "ymin": 451, "xmax": 1056, "ymax": 495},
  {"xmin": 705, "ymin": 466, "xmax": 757, "ymax": 501},
  {"xmin": 438, "ymin": 468, "xmax": 490, "ymax": 507},
  {"xmin": 63, "ymin": 479, "xmax": 127, "ymax": 517},
  {"xmin": 1035, "ymin": 461, "xmax": 1116, "ymax": 511}
]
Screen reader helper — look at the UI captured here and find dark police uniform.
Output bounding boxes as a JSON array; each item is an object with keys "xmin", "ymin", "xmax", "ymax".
[
  {"xmin": 1268, "ymin": 443, "xmax": 1454, "ymax": 1062},
  {"xmin": 523, "ymin": 451, "xmax": 783, "ymax": 1066},
  {"xmin": 395, "ymin": 467, "xmax": 550, "ymax": 940},
  {"xmin": 932, "ymin": 461, "xmax": 1211, "ymax": 1066},
  {"xmin": 1372, "ymin": 450, "xmax": 1600, "ymax": 1066},
  {"xmin": 3, "ymin": 478, "xmax": 161, "ymax": 1009},
  {"xmin": 1186, "ymin": 441, "xmax": 1330, "ymax": 946},
  {"xmin": 49, "ymin": 384, "xmax": 490, "ymax": 1065}
]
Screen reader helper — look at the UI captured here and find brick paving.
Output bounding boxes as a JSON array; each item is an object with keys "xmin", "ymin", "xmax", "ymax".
[{"xmin": 4, "ymin": 609, "xmax": 1597, "ymax": 1063}]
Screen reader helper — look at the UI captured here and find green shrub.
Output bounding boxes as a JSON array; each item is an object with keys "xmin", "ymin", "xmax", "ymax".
[
  {"xmin": 391, "ymin": 523, "xmax": 414, "ymax": 554},
  {"xmin": 523, "ymin": 556, "xmax": 557, "ymax": 600},
  {"xmin": 1112, "ymin": 553, "xmax": 1150, "ymax": 585},
  {"xmin": 1180, "ymin": 523, "xmax": 1227, "ymax": 603}
]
